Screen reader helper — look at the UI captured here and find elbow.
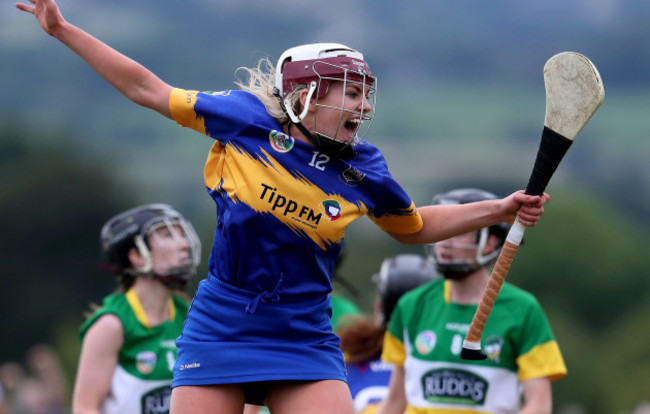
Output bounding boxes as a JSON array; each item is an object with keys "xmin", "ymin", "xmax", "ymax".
[
  {"xmin": 128, "ymin": 85, "xmax": 155, "ymax": 108},
  {"xmin": 128, "ymin": 87, "xmax": 173, "ymax": 119},
  {"xmin": 388, "ymin": 231, "xmax": 420, "ymax": 245},
  {"xmin": 127, "ymin": 78, "xmax": 172, "ymax": 117}
]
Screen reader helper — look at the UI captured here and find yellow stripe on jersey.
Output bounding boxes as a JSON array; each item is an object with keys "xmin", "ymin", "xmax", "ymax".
[
  {"xmin": 126, "ymin": 288, "xmax": 150, "ymax": 329},
  {"xmin": 369, "ymin": 204, "xmax": 423, "ymax": 235},
  {"xmin": 204, "ymin": 141, "xmax": 367, "ymax": 250},
  {"xmin": 517, "ymin": 340, "xmax": 567, "ymax": 382},
  {"xmin": 169, "ymin": 86, "xmax": 422, "ymax": 245},
  {"xmin": 444, "ymin": 279, "xmax": 451, "ymax": 303},
  {"xmin": 126, "ymin": 288, "xmax": 176, "ymax": 329},
  {"xmin": 381, "ymin": 331, "xmax": 406, "ymax": 366},
  {"xmin": 169, "ymin": 88, "xmax": 206, "ymax": 134}
]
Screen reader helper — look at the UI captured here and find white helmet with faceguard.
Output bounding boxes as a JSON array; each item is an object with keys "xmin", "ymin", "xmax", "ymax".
[
  {"xmin": 100, "ymin": 203, "xmax": 201, "ymax": 288},
  {"xmin": 273, "ymin": 43, "xmax": 377, "ymax": 159},
  {"xmin": 425, "ymin": 188, "xmax": 510, "ymax": 280}
]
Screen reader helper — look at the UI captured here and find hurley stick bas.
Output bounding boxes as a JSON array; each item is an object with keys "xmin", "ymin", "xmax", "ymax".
[{"xmin": 460, "ymin": 52, "xmax": 605, "ymax": 361}]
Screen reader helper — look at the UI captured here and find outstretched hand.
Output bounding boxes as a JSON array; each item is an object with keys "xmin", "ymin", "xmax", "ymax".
[
  {"xmin": 503, "ymin": 191, "xmax": 550, "ymax": 227},
  {"xmin": 16, "ymin": 0, "xmax": 173, "ymax": 117},
  {"xmin": 15, "ymin": 0, "xmax": 65, "ymax": 37}
]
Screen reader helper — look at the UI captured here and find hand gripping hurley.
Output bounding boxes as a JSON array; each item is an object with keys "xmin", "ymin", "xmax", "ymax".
[{"xmin": 460, "ymin": 52, "xmax": 605, "ymax": 360}]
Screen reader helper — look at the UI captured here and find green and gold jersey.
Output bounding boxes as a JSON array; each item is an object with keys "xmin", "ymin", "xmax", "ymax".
[
  {"xmin": 80, "ymin": 289, "xmax": 190, "ymax": 414},
  {"xmin": 382, "ymin": 279, "xmax": 566, "ymax": 414}
]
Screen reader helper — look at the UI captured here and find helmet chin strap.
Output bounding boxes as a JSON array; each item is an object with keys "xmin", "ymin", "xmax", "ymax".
[
  {"xmin": 272, "ymin": 86, "xmax": 357, "ymax": 159},
  {"xmin": 129, "ymin": 236, "xmax": 189, "ymax": 288},
  {"xmin": 133, "ymin": 235, "xmax": 153, "ymax": 274},
  {"xmin": 283, "ymin": 81, "xmax": 317, "ymax": 124}
]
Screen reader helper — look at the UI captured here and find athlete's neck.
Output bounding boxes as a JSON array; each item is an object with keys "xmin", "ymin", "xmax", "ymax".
[
  {"xmin": 132, "ymin": 278, "xmax": 172, "ymax": 326},
  {"xmin": 449, "ymin": 268, "xmax": 490, "ymax": 304}
]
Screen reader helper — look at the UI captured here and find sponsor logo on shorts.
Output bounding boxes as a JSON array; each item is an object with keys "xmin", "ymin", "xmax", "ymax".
[
  {"xmin": 178, "ymin": 362, "xmax": 201, "ymax": 370},
  {"xmin": 136, "ymin": 351, "xmax": 157, "ymax": 375},
  {"xmin": 319, "ymin": 200, "xmax": 342, "ymax": 221},
  {"xmin": 415, "ymin": 330, "xmax": 437, "ymax": 355},
  {"xmin": 421, "ymin": 368, "xmax": 488, "ymax": 406},
  {"xmin": 269, "ymin": 130, "xmax": 294, "ymax": 153}
]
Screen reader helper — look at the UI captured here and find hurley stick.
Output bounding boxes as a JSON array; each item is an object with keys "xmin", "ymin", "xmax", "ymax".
[{"xmin": 460, "ymin": 52, "xmax": 605, "ymax": 360}]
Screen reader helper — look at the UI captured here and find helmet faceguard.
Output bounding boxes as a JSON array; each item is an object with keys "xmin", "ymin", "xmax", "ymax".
[
  {"xmin": 273, "ymin": 43, "xmax": 377, "ymax": 159},
  {"xmin": 425, "ymin": 189, "xmax": 509, "ymax": 280},
  {"xmin": 424, "ymin": 228, "xmax": 499, "ymax": 280},
  {"xmin": 100, "ymin": 204, "xmax": 201, "ymax": 288}
]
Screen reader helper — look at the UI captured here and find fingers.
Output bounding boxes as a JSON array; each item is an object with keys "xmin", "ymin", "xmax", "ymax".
[
  {"xmin": 514, "ymin": 191, "xmax": 550, "ymax": 207},
  {"xmin": 520, "ymin": 204, "xmax": 544, "ymax": 217},
  {"xmin": 517, "ymin": 199, "xmax": 548, "ymax": 226},
  {"xmin": 532, "ymin": 192, "xmax": 551, "ymax": 206},
  {"xmin": 517, "ymin": 212, "xmax": 540, "ymax": 227},
  {"xmin": 16, "ymin": 0, "xmax": 37, "ymax": 14},
  {"xmin": 509, "ymin": 191, "xmax": 550, "ymax": 226},
  {"xmin": 15, "ymin": 3, "xmax": 35, "ymax": 13},
  {"xmin": 517, "ymin": 216, "xmax": 540, "ymax": 227}
]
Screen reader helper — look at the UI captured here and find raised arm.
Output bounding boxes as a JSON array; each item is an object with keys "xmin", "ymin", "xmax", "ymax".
[
  {"xmin": 15, "ymin": 0, "xmax": 173, "ymax": 118},
  {"xmin": 390, "ymin": 191, "xmax": 550, "ymax": 245}
]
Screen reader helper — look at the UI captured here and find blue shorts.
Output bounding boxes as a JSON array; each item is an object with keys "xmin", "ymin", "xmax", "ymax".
[{"xmin": 173, "ymin": 277, "xmax": 346, "ymax": 396}]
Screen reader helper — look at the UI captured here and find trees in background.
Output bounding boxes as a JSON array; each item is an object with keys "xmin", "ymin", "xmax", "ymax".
[{"xmin": 0, "ymin": 127, "xmax": 136, "ymax": 363}]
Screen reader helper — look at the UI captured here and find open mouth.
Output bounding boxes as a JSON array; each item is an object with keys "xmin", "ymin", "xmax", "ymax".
[
  {"xmin": 343, "ymin": 118, "xmax": 362, "ymax": 139},
  {"xmin": 437, "ymin": 254, "xmax": 454, "ymax": 263}
]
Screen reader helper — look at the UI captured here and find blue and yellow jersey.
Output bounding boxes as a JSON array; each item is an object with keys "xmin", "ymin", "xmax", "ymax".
[{"xmin": 169, "ymin": 88, "xmax": 422, "ymax": 297}]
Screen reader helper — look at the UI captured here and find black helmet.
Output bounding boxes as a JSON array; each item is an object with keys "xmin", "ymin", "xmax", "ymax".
[
  {"xmin": 373, "ymin": 254, "xmax": 437, "ymax": 324},
  {"xmin": 425, "ymin": 188, "xmax": 509, "ymax": 279},
  {"xmin": 100, "ymin": 204, "xmax": 201, "ymax": 287}
]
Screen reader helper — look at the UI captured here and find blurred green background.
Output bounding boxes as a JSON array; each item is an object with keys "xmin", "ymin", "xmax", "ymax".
[{"xmin": 1, "ymin": 1, "xmax": 649, "ymax": 413}]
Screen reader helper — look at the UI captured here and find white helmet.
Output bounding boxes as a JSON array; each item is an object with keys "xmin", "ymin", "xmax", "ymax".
[{"xmin": 273, "ymin": 43, "xmax": 377, "ymax": 159}]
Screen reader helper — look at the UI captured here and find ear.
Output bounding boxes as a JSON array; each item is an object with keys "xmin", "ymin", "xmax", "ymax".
[
  {"xmin": 127, "ymin": 247, "xmax": 146, "ymax": 270},
  {"xmin": 298, "ymin": 88, "xmax": 310, "ymax": 106}
]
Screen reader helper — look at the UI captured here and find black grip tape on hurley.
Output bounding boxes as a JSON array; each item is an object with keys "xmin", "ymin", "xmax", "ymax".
[{"xmin": 524, "ymin": 126, "xmax": 574, "ymax": 196}]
